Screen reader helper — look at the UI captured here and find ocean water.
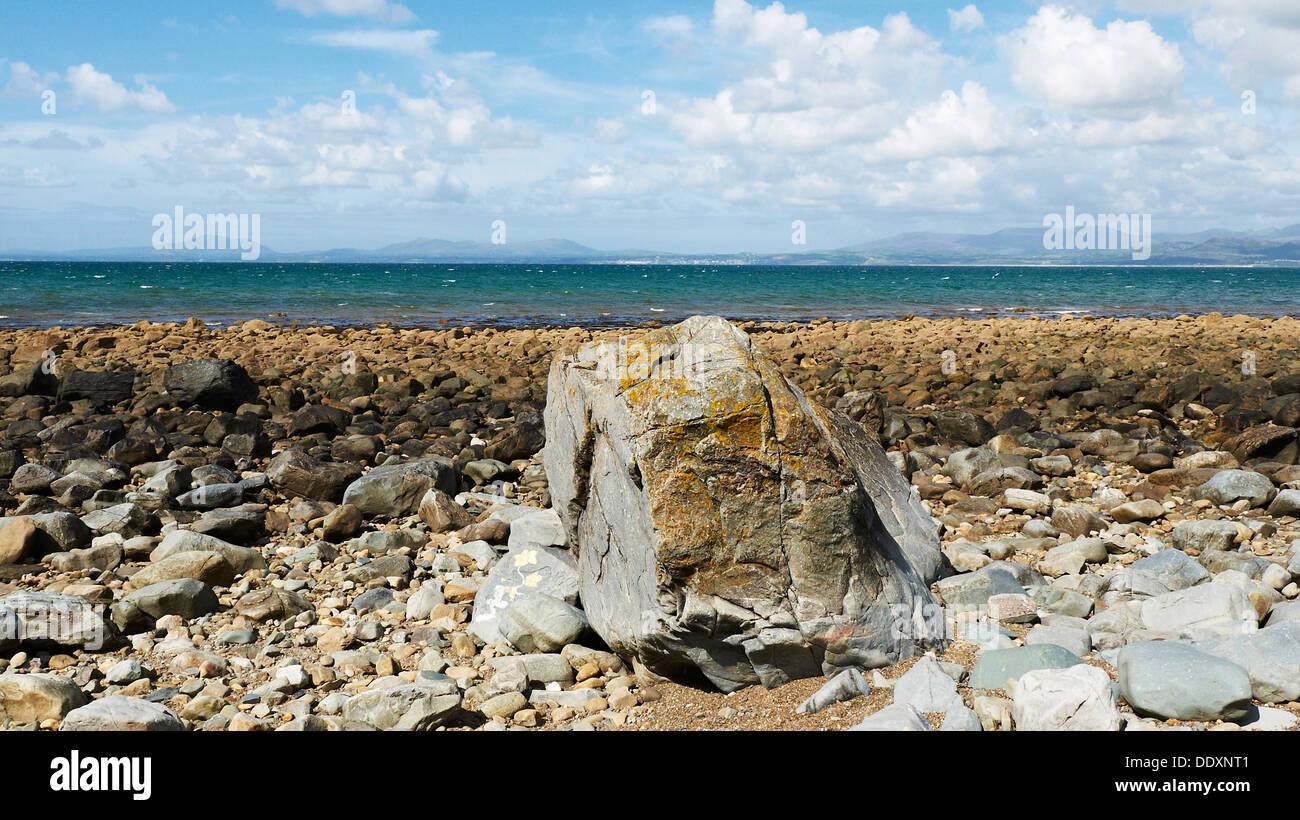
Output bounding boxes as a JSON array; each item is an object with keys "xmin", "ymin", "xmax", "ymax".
[{"xmin": 0, "ymin": 262, "xmax": 1296, "ymax": 328}]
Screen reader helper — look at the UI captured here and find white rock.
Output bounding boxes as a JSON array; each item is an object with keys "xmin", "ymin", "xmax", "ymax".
[{"xmin": 1012, "ymin": 664, "xmax": 1121, "ymax": 731}]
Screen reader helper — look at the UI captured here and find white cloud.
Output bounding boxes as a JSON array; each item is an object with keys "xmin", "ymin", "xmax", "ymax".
[
  {"xmin": 948, "ymin": 5, "xmax": 985, "ymax": 33},
  {"xmin": 309, "ymin": 28, "xmax": 438, "ymax": 58},
  {"xmin": 868, "ymin": 82, "xmax": 1011, "ymax": 161},
  {"xmin": 64, "ymin": 63, "xmax": 175, "ymax": 113},
  {"xmin": 643, "ymin": 15, "xmax": 693, "ymax": 38},
  {"xmin": 0, "ymin": 163, "xmax": 75, "ymax": 187},
  {"xmin": 274, "ymin": 0, "xmax": 414, "ymax": 24},
  {"xmin": 2, "ymin": 60, "xmax": 56, "ymax": 97},
  {"xmin": 1003, "ymin": 5, "xmax": 1184, "ymax": 112}
]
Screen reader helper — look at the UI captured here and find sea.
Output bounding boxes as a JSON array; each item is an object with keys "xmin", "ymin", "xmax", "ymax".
[{"xmin": 0, "ymin": 262, "xmax": 1296, "ymax": 329}]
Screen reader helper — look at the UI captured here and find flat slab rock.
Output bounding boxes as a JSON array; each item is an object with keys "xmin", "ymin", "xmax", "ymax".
[{"xmin": 543, "ymin": 315, "xmax": 947, "ymax": 692}]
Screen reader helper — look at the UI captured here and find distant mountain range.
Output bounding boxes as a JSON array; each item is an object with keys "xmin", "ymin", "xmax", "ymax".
[{"xmin": 6, "ymin": 223, "xmax": 1300, "ymax": 265}]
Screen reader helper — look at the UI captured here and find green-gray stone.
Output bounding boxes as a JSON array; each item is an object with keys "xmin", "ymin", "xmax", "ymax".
[{"xmin": 970, "ymin": 644, "xmax": 1084, "ymax": 690}]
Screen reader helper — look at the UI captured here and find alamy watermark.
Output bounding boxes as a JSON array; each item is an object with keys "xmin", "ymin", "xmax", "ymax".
[
  {"xmin": 151, "ymin": 206, "xmax": 261, "ymax": 260},
  {"xmin": 1043, "ymin": 206, "xmax": 1151, "ymax": 261}
]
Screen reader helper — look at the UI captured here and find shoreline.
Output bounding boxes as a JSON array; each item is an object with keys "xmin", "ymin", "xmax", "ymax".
[{"xmin": 1, "ymin": 308, "xmax": 1297, "ymax": 333}]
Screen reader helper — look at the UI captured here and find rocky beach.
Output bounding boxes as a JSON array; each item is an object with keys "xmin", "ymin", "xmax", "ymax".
[{"xmin": 1, "ymin": 311, "xmax": 1299, "ymax": 732}]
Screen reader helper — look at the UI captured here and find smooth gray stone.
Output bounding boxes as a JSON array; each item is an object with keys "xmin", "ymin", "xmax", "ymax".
[
  {"xmin": 1024, "ymin": 624, "xmax": 1092, "ymax": 657},
  {"xmin": 939, "ymin": 704, "xmax": 983, "ymax": 731},
  {"xmin": 796, "ymin": 668, "xmax": 870, "ymax": 714},
  {"xmin": 59, "ymin": 695, "xmax": 183, "ymax": 731},
  {"xmin": 1193, "ymin": 621, "xmax": 1300, "ymax": 703},
  {"xmin": 892, "ymin": 655, "xmax": 963, "ymax": 713},
  {"xmin": 1195, "ymin": 469, "xmax": 1276, "ymax": 508},
  {"xmin": 970, "ymin": 644, "xmax": 1084, "ymax": 690},
  {"xmin": 849, "ymin": 703, "xmax": 931, "ymax": 731},
  {"xmin": 1118, "ymin": 640, "xmax": 1253, "ymax": 721}
]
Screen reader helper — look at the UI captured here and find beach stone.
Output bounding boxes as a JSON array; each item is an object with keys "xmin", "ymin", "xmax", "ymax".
[
  {"xmin": 936, "ymin": 566, "xmax": 1024, "ymax": 610},
  {"xmin": 1028, "ymin": 586, "xmax": 1093, "ymax": 618},
  {"xmin": 342, "ymin": 457, "xmax": 458, "ymax": 518},
  {"xmin": 0, "ymin": 517, "xmax": 40, "ymax": 565},
  {"xmin": 1012, "ymin": 664, "xmax": 1121, "ymax": 731},
  {"xmin": 233, "ymin": 587, "xmax": 312, "ymax": 622},
  {"xmin": 970, "ymin": 644, "xmax": 1084, "ymax": 690},
  {"xmin": 418, "ymin": 488, "xmax": 475, "ymax": 533},
  {"xmin": 849, "ymin": 703, "xmax": 930, "ymax": 731},
  {"xmin": 1196, "ymin": 469, "xmax": 1277, "ymax": 508},
  {"xmin": 506, "ymin": 508, "xmax": 566, "ymax": 549},
  {"xmin": 130, "ymin": 550, "xmax": 234, "ymax": 588},
  {"xmin": 267, "ymin": 448, "xmax": 361, "ymax": 502},
  {"xmin": 1118, "ymin": 641, "xmax": 1253, "ymax": 721},
  {"xmin": 892, "ymin": 655, "xmax": 963, "ymax": 713},
  {"xmin": 1024, "ymin": 624, "xmax": 1092, "ymax": 657},
  {"xmin": 1140, "ymin": 582, "xmax": 1258, "ymax": 635},
  {"xmin": 80, "ymin": 503, "xmax": 156, "ymax": 537},
  {"xmin": 468, "ymin": 545, "xmax": 579, "ymax": 645},
  {"xmin": 795, "ymin": 668, "xmax": 871, "ymax": 714},
  {"xmin": 1130, "ymin": 548, "xmax": 1211, "ymax": 590},
  {"xmin": 56, "ymin": 369, "xmax": 136, "ymax": 407},
  {"xmin": 0, "ymin": 590, "xmax": 120, "ymax": 650},
  {"xmin": 1240, "ymin": 705, "xmax": 1298, "ymax": 731},
  {"xmin": 543, "ymin": 316, "xmax": 946, "ymax": 691},
  {"xmin": 343, "ymin": 679, "xmax": 461, "ymax": 730},
  {"xmin": 1172, "ymin": 519, "xmax": 1239, "ymax": 552},
  {"xmin": 0, "ymin": 672, "xmax": 88, "ymax": 723},
  {"xmin": 987, "ymin": 593, "xmax": 1037, "ymax": 623},
  {"xmin": 1193, "ymin": 621, "xmax": 1300, "ymax": 702},
  {"xmin": 498, "ymin": 592, "xmax": 588, "ymax": 653},
  {"xmin": 1110, "ymin": 499, "xmax": 1166, "ymax": 524},
  {"xmin": 480, "ymin": 691, "xmax": 527, "ymax": 719},
  {"xmin": 1050, "ymin": 505, "xmax": 1105, "ymax": 537},
  {"xmin": 59, "ymin": 695, "xmax": 184, "ymax": 731},
  {"xmin": 104, "ymin": 659, "xmax": 146, "ymax": 685},
  {"xmin": 10, "ymin": 464, "xmax": 60, "ymax": 495},
  {"xmin": 931, "ymin": 410, "xmax": 995, "ymax": 447},
  {"xmin": 939, "ymin": 705, "xmax": 982, "ymax": 731},
  {"xmin": 150, "ymin": 529, "xmax": 266, "ymax": 574},
  {"xmin": 405, "ymin": 582, "xmax": 445, "ymax": 620},
  {"xmin": 288, "ymin": 404, "xmax": 351, "ymax": 437},
  {"xmin": 944, "ymin": 447, "xmax": 999, "ymax": 487},
  {"xmin": 113, "ymin": 579, "xmax": 219, "ymax": 631},
  {"xmin": 163, "ymin": 359, "xmax": 258, "ymax": 410}
]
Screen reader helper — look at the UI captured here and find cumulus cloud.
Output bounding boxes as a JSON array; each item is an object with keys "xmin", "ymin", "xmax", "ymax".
[
  {"xmin": 1003, "ymin": 5, "xmax": 1185, "ymax": 112},
  {"xmin": 948, "ymin": 5, "xmax": 985, "ymax": 33},
  {"xmin": 2, "ymin": 60, "xmax": 56, "ymax": 97},
  {"xmin": 64, "ymin": 63, "xmax": 175, "ymax": 113}
]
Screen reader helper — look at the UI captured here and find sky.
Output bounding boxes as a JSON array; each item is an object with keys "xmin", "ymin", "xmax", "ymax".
[{"xmin": 2, "ymin": 0, "xmax": 1300, "ymax": 254}]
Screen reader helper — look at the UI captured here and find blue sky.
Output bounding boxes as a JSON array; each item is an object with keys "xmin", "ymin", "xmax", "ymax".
[{"xmin": 3, "ymin": 0, "xmax": 1300, "ymax": 253}]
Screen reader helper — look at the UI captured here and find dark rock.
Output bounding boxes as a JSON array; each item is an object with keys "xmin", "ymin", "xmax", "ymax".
[{"xmin": 163, "ymin": 359, "xmax": 258, "ymax": 410}]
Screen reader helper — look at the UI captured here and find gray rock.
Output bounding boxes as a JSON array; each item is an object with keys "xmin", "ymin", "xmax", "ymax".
[
  {"xmin": 892, "ymin": 655, "xmax": 963, "ymax": 713},
  {"xmin": 468, "ymin": 545, "xmax": 579, "ymax": 645},
  {"xmin": 849, "ymin": 703, "xmax": 931, "ymax": 731},
  {"xmin": 59, "ymin": 695, "xmax": 184, "ymax": 731},
  {"xmin": 80, "ymin": 503, "xmax": 156, "ymax": 537},
  {"xmin": 342, "ymin": 457, "xmax": 458, "ymax": 518},
  {"xmin": 150, "ymin": 529, "xmax": 266, "ymax": 574},
  {"xmin": 10, "ymin": 463, "xmax": 61, "ymax": 494},
  {"xmin": 342, "ymin": 680, "xmax": 461, "ymax": 730},
  {"xmin": 1196, "ymin": 469, "xmax": 1277, "ymax": 508},
  {"xmin": 1118, "ymin": 640, "xmax": 1253, "ymax": 721},
  {"xmin": 105, "ymin": 659, "xmax": 147, "ymax": 685},
  {"xmin": 163, "ymin": 359, "xmax": 258, "ymax": 410},
  {"xmin": 543, "ymin": 316, "xmax": 946, "ymax": 692},
  {"xmin": 1129, "ymin": 548, "xmax": 1211, "ymax": 590},
  {"xmin": 1193, "ymin": 621, "xmax": 1300, "ymax": 702},
  {"xmin": 795, "ymin": 668, "xmax": 870, "ymax": 714},
  {"xmin": 1266, "ymin": 488, "xmax": 1300, "ymax": 517},
  {"xmin": 56, "ymin": 369, "xmax": 136, "ymax": 407},
  {"xmin": 0, "ymin": 590, "xmax": 120, "ymax": 650},
  {"xmin": 1140, "ymin": 582, "xmax": 1258, "ymax": 636},
  {"xmin": 498, "ymin": 592, "xmax": 588, "ymax": 653},
  {"xmin": 970, "ymin": 644, "xmax": 1084, "ymax": 690},
  {"xmin": 1171, "ymin": 519, "xmax": 1239, "ymax": 552},
  {"xmin": 489, "ymin": 653, "xmax": 573, "ymax": 685},
  {"xmin": 939, "ymin": 704, "xmax": 983, "ymax": 731},
  {"xmin": 405, "ymin": 582, "xmax": 444, "ymax": 620},
  {"xmin": 1012, "ymin": 664, "xmax": 1122, "ymax": 731},
  {"xmin": 530, "ymin": 688, "xmax": 604, "ymax": 709},
  {"xmin": 505, "ymin": 508, "xmax": 566, "ymax": 549},
  {"xmin": 113, "ymin": 578, "xmax": 219, "ymax": 632},
  {"xmin": 1024, "ymin": 624, "xmax": 1092, "ymax": 657}
]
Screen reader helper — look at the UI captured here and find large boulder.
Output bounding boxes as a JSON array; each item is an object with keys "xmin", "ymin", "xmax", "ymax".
[
  {"xmin": 543, "ymin": 315, "xmax": 947, "ymax": 692},
  {"xmin": 342, "ymin": 457, "xmax": 458, "ymax": 518},
  {"xmin": 163, "ymin": 359, "xmax": 258, "ymax": 410},
  {"xmin": 55, "ymin": 370, "xmax": 137, "ymax": 407},
  {"xmin": 266, "ymin": 448, "xmax": 361, "ymax": 502}
]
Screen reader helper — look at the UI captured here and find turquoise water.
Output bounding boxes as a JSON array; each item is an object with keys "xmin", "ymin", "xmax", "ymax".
[{"xmin": 0, "ymin": 262, "xmax": 1296, "ymax": 328}]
